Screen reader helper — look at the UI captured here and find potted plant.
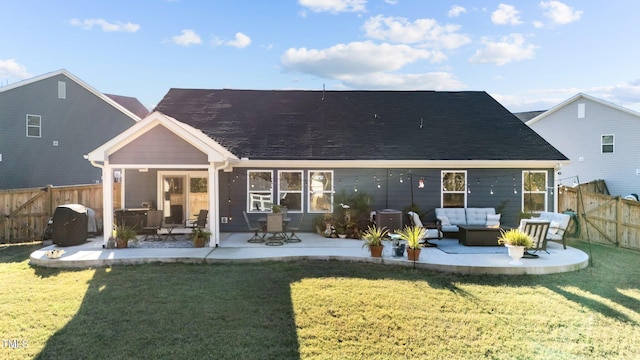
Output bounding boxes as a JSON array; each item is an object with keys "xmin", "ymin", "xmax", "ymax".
[
  {"xmin": 189, "ymin": 228, "xmax": 212, "ymax": 248},
  {"xmin": 396, "ymin": 225, "xmax": 427, "ymax": 261},
  {"xmin": 497, "ymin": 228, "xmax": 535, "ymax": 265},
  {"xmin": 114, "ymin": 224, "xmax": 137, "ymax": 248},
  {"xmin": 336, "ymin": 222, "xmax": 348, "ymax": 238},
  {"xmin": 361, "ymin": 225, "xmax": 388, "ymax": 257}
]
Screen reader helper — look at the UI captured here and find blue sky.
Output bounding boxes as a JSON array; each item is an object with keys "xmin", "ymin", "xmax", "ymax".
[{"xmin": 1, "ymin": 0, "xmax": 639, "ymax": 112}]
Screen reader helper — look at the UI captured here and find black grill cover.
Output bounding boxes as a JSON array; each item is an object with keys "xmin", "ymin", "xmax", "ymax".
[{"xmin": 52, "ymin": 204, "xmax": 88, "ymax": 247}]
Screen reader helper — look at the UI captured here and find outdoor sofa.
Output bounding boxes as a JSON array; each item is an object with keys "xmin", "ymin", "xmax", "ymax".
[{"xmin": 434, "ymin": 208, "xmax": 500, "ymax": 237}]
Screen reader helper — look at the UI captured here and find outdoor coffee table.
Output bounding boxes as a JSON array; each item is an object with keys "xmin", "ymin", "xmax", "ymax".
[{"xmin": 458, "ymin": 225, "xmax": 507, "ymax": 246}]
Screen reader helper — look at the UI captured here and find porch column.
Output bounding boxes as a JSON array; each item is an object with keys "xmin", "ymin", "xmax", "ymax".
[
  {"xmin": 102, "ymin": 162, "xmax": 113, "ymax": 246},
  {"xmin": 209, "ymin": 164, "xmax": 218, "ymax": 246}
]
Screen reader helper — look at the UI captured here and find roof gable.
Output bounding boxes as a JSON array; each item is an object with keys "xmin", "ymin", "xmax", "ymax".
[
  {"xmin": 527, "ymin": 93, "xmax": 640, "ymax": 126},
  {"xmin": 0, "ymin": 69, "xmax": 141, "ymax": 122},
  {"xmin": 87, "ymin": 111, "xmax": 238, "ymax": 163},
  {"xmin": 154, "ymin": 89, "xmax": 567, "ymax": 162}
]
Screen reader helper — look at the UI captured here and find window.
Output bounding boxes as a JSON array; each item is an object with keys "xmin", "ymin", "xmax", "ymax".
[
  {"xmin": 26, "ymin": 114, "xmax": 41, "ymax": 138},
  {"xmin": 308, "ymin": 170, "xmax": 333, "ymax": 213},
  {"xmin": 601, "ymin": 135, "xmax": 614, "ymax": 153},
  {"xmin": 278, "ymin": 171, "xmax": 303, "ymax": 212},
  {"xmin": 522, "ymin": 171, "xmax": 548, "ymax": 213},
  {"xmin": 577, "ymin": 103, "xmax": 585, "ymax": 118},
  {"xmin": 248, "ymin": 170, "xmax": 273, "ymax": 212},
  {"xmin": 441, "ymin": 171, "xmax": 466, "ymax": 208}
]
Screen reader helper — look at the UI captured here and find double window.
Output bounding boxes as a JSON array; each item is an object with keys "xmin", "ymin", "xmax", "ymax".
[
  {"xmin": 26, "ymin": 114, "xmax": 41, "ymax": 138},
  {"xmin": 441, "ymin": 171, "xmax": 466, "ymax": 208},
  {"xmin": 522, "ymin": 170, "xmax": 548, "ymax": 213}
]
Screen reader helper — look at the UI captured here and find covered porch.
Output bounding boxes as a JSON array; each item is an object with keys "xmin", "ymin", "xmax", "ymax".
[{"xmin": 86, "ymin": 111, "xmax": 239, "ymax": 247}]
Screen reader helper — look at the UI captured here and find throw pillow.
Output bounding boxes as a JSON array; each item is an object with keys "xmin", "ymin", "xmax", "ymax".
[
  {"xmin": 486, "ymin": 213, "xmax": 501, "ymax": 228},
  {"xmin": 437, "ymin": 215, "xmax": 451, "ymax": 226}
]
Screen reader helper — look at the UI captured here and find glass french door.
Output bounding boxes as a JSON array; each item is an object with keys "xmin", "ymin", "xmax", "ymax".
[{"xmin": 159, "ymin": 172, "xmax": 208, "ymax": 226}]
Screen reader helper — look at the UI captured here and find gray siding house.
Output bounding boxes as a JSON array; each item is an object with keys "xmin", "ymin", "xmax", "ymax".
[
  {"xmin": 0, "ymin": 70, "xmax": 141, "ymax": 189},
  {"xmin": 527, "ymin": 93, "xmax": 640, "ymax": 196},
  {"xmin": 88, "ymin": 89, "xmax": 568, "ymax": 247}
]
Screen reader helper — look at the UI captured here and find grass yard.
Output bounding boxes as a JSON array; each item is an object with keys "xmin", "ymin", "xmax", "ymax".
[{"xmin": 1, "ymin": 240, "xmax": 639, "ymax": 359}]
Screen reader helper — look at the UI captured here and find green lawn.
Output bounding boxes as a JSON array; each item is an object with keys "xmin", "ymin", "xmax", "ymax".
[{"xmin": 1, "ymin": 240, "xmax": 639, "ymax": 359}]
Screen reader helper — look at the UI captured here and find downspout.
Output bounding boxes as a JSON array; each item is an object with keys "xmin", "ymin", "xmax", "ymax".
[{"xmin": 87, "ymin": 157, "xmax": 112, "ymax": 246}]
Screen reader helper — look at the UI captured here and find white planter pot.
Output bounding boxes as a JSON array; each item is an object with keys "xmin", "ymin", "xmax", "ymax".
[{"xmin": 505, "ymin": 244, "xmax": 525, "ymax": 265}]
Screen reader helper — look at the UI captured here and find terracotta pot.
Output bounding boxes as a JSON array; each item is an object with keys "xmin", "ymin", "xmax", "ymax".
[
  {"xmin": 406, "ymin": 248, "xmax": 421, "ymax": 261},
  {"xmin": 369, "ymin": 245, "xmax": 383, "ymax": 257},
  {"xmin": 194, "ymin": 237, "xmax": 206, "ymax": 248},
  {"xmin": 116, "ymin": 238, "xmax": 128, "ymax": 248}
]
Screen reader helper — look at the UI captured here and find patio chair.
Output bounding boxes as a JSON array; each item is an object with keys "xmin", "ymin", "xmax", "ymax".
[
  {"xmin": 187, "ymin": 210, "xmax": 208, "ymax": 229},
  {"xmin": 407, "ymin": 211, "xmax": 443, "ymax": 247},
  {"xmin": 143, "ymin": 210, "xmax": 164, "ymax": 241},
  {"xmin": 264, "ymin": 213, "xmax": 286, "ymax": 246},
  {"xmin": 519, "ymin": 219, "xmax": 551, "ymax": 256},
  {"xmin": 243, "ymin": 210, "xmax": 264, "ymax": 243},
  {"xmin": 286, "ymin": 213, "xmax": 305, "ymax": 243}
]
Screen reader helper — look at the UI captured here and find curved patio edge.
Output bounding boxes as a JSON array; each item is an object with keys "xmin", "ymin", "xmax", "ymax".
[{"xmin": 29, "ymin": 235, "xmax": 590, "ymax": 275}]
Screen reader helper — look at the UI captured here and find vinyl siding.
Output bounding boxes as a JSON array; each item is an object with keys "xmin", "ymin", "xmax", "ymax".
[
  {"xmin": 530, "ymin": 97, "xmax": 640, "ymax": 196},
  {"xmin": 109, "ymin": 125, "xmax": 208, "ymax": 165},
  {"xmin": 0, "ymin": 74, "xmax": 136, "ymax": 189},
  {"xmin": 218, "ymin": 167, "xmax": 555, "ymax": 232}
]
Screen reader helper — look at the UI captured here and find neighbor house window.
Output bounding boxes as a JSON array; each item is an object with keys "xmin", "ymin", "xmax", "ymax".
[
  {"xmin": 441, "ymin": 171, "xmax": 466, "ymax": 208},
  {"xmin": 247, "ymin": 170, "xmax": 273, "ymax": 212},
  {"xmin": 278, "ymin": 171, "xmax": 303, "ymax": 212},
  {"xmin": 601, "ymin": 135, "xmax": 614, "ymax": 153},
  {"xmin": 308, "ymin": 170, "xmax": 333, "ymax": 213},
  {"xmin": 522, "ymin": 170, "xmax": 548, "ymax": 213},
  {"xmin": 26, "ymin": 114, "xmax": 41, "ymax": 138}
]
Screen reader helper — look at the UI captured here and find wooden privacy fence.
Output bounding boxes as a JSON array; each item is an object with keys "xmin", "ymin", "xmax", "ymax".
[
  {"xmin": 0, "ymin": 183, "xmax": 121, "ymax": 243},
  {"xmin": 559, "ymin": 186, "xmax": 640, "ymax": 251}
]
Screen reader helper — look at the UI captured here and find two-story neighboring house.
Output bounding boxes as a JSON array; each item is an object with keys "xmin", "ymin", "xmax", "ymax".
[
  {"xmin": 527, "ymin": 93, "xmax": 640, "ymax": 196},
  {"xmin": 0, "ymin": 70, "xmax": 142, "ymax": 189}
]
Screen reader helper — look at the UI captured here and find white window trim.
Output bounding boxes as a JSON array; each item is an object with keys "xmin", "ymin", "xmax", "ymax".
[
  {"xmin": 441, "ymin": 170, "xmax": 467, "ymax": 208},
  {"xmin": 26, "ymin": 114, "xmax": 42, "ymax": 138},
  {"xmin": 156, "ymin": 170, "xmax": 208, "ymax": 220},
  {"xmin": 307, "ymin": 170, "xmax": 334, "ymax": 213},
  {"xmin": 522, "ymin": 170, "xmax": 548, "ymax": 213},
  {"xmin": 247, "ymin": 170, "xmax": 273, "ymax": 212},
  {"xmin": 601, "ymin": 134, "xmax": 614, "ymax": 154},
  {"xmin": 278, "ymin": 170, "xmax": 304, "ymax": 213}
]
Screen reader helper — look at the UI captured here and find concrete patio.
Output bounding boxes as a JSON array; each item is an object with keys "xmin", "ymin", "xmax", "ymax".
[{"xmin": 29, "ymin": 232, "xmax": 590, "ymax": 275}]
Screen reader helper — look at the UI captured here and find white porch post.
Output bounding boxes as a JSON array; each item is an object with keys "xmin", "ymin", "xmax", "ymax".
[
  {"xmin": 102, "ymin": 162, "xmax": 113, "ymax": 247},
  {"xmin": 209, "ymin": 164, "xmax": 219, "ymax": 246}
]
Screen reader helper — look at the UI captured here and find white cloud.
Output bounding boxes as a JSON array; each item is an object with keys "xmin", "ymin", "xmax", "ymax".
[
  {"xmin": 539, "ymin": 1, "xmax": 582, "ymax": 26},
  {"xmin": 384, "ymin": 0, "xmax": 398, "ymax": 4},
  {"xmin": 448, "ymin": 5, "xmax": 467, "ymax": 18},
  {"xmin": 70, "ymin": 18, "xmax": 140, "ymax": 32},
  {"xmin": 363, "ymin": 15, "xmax": 471, "ymax": 50},
  {"xmin": 469, "ymin": 33, "xmax": 537, "ymax": 66},
  {"xmin": 226, "ymin": 32, "xmax": 252, "ymax": 48},
  {"xmin": 340, "ymin": 71, "xmax": 467, "ymax": 90},
  {"xmin": 171, "ymin": 29, "xmax": 202, "ymax": 46},
  {"xmin": 0, "ymin": 59, "xmax": 31, "ymax": 80},
  {"xmin": 298, "ymin": 0, "xmax": 366, "ymax": 13},
  {"xmin": 281, "ymin": 41, "xmax": 438, "ymax": 78},
  {"xmin": 491, "ymin": 4, "xmax": 522, "ymax": 25}
]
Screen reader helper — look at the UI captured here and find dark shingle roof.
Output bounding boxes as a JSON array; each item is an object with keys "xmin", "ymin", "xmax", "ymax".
[
  {"xmin": 106, "ymin": 94, "xmax": 149, "ymax": 119},
  {"xmin": 513, "ymin": 110, "xmax": 546, "ymax": 122},
  {"xmin": 153, "ymin": 89, "xmax": 567, "ymax": 162}
]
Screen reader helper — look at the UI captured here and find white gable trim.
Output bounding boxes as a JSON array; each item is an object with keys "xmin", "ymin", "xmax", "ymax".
[
  {"xmin": 0, "ymin": 69, "xmax": 141, "ymax": 122},
  {"xmin": 527, "ymin": 93, "xmax": 640, "ymax": 126},
  {"xmin": 87, "ymin": 111, "xmax": 238, "ymax": 163}
]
